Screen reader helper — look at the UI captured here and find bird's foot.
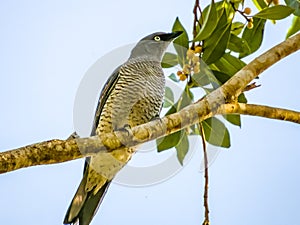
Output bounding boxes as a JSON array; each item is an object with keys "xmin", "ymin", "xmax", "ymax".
[
  {"xmin": 150, "ymin": 115, "xmax": 163, "ymax": 123},
  {"xmin": 115, "ymin": 124, "xmax": 134, "ymax": 145},
  {"xmin": 117, "ymin": 124, "xmax": 132, "ymax": 135}
]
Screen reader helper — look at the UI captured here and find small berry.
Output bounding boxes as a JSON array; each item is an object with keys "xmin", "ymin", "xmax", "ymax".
[
  {"xmin": 179, "ymin": 74, "xmax": 187, "ymax": 81},
  {"xmin": 186, "ymin": 49, "xmax": 195, "ymax": 59},
  {"xmin": 244, "ymin": 7, "xmax": 251, "ymax": 15},
  {"xmin": 247, "ymin": 21, "xmax": 254, "ymax": 29},
  {"xmin": 194, "ymin": 46, "xmax": 202, "ymax": 53},
  {"xmin": 273, "ymin": 0, "xmax": 279, "ymax": 5},
  {"xmin": 177, "ymin": 70, "xmax": 183, "ymax": 76}
]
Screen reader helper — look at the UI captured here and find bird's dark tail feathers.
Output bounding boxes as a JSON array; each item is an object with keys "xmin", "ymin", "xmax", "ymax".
[{"xmin": 63, "ymin": 171, "xmax": 111, "ymax": 225}]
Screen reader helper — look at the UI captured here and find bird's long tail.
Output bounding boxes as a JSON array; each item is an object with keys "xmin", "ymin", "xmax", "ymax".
[{"xmin": 63, "ymin": 170, "xmax": 111, "ymax": 225}]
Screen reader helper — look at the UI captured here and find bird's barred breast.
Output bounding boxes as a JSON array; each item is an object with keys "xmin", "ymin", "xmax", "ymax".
[{"xmin": 97, "ymin": 59, "xmax": 165, "ymax": 135}]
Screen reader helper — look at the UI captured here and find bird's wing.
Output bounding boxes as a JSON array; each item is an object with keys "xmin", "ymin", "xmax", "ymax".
[
  {"xmin": 64, "ymin": 66, "xmax": 122, "ymax": 225},
  {"xmin": 83, "ymin": 66, "xmax": 121, "ymax": 173},
  {"xmin": 90, "ymin": 66, "xmax": 121, "ymax": 136}
]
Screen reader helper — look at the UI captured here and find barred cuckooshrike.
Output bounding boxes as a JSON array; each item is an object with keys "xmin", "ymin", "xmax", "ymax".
[{"xmin": 64, "ymin": 31, "xmax": 182, "ymax": 225}]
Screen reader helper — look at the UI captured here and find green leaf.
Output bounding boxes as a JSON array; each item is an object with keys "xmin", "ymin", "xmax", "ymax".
[
  {"xmin": 202, "ymin": 117, "xmax": 231, "ymax": 148},
  {"xmin": 194, "ymin": 0, "xmax": 218, "ymax": 42},
  {"xmin": 286, "ymin": 15, "xmax": 300, "ymax": 38},
  {"xmin": 231, "ymin": 22, "xmax": 245, "ymax": 35},
  {"xmin": 284, "ymin": 0, "xmax": 300, "ymax": 16},
  {"xmin": 252, "ymin": 0, "xmax": 267, "ymax": 10},
  {"xmin": 223, "ymin": 53, "xmax": 246, "ymax": 71},
  {"xmin": 190, "ymin": 72, "xmax": 210, "ymax": 88},
  {"xmin": 165, "ymin": 103, "xmax": 177, "ymax": 116},
  {"xmin": 240, "ymin": 17, "xmax": 266, "ymax": 58},
  {"xmin": 190, "ymin": 60, "xmax": 218, "ymax": 88},
  {"xmin": 189, "ymin": 124, "xmax": 200, "ymax": 135},
  {"xmin": 212, "ymin": 70, "xmax": 231, "ymax": 84},
  {"xmin": 177, "ymin": 87, "xmax": 194, "ymax": 110},
  {"xmin": 212, "ymin": 53, "xmax": 246, "ymax": 76},
  {"xmin": 175, "ymin": 132, "xmax": 189, "ymax": 165},
  {"xmin": 161, "ymin": 52, "xmax": 179, "ymax": 68},
  {"xmin": 157, "ymin": 130, "xmax": 182, "ymax": 152},
  {"xmin": 157, "ymin": 101, "xmax": 188, "ymax": 153},
  {"xmin": 192, "ymin": 60, "xmax": 222, "ymax": 91},
  {"xmin": 202, "ymin": 87, "xmax": 215, "ymax": 94},
  {"xmin": 199, "ymin": 1, "xmax": 226, "ymax": 25},
  {"xmin": 238, "ymin": 93, "xmax": 248, "ymax": 103},
  {"xmin": 202, "ymin": 22, "xmax": 232, "ymax": 64},
  {"xmin": 172, "ymin": 17, "xmax": 189, "ymax": 66},
  {"xmin": 228, "ymin": 34, "xmax": 251, "ymax": 54},
  {"xmin": 223, "ymin": 0, "xmax": 236, "ymax": 21},
  {"xmin": 223, "ymin": 114, "xmax": 241, "ymax": 127},
  {"xmin": 254, "ymin": 5, "xmax": 295, "ymax": 20},
  {"xmin": 168, "ymin": 73, "xmax": 179, "ymax": 82},
  {"xmin": 202, "ymin": 9, "xmax": 232, "ymax": 64},
  {"xmin": 156, "ymin": 104, "xmax": 181, "ymax": 151},
  {"xmin": 203, "ymin": 65, "xmax": 222, "ymax": 89},
  {"xmin": 163, "ymin": 86, "xmax": 174, "ymax": 108}
]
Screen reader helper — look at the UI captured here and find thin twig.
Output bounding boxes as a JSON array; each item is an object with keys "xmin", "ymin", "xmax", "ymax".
[
  {"xmin": 192, "ymin": 0, "xmax": 200, "ymax": 49},
  {"xmin": 199, "ymin": 123, "xmax": 210, "ymax": 225},
  {"xmin": 229, "ymin": 1, "xmax": 251, "ymax": 22},
  {"xmin": 243, "ymin": 82, "xmax": 261, "ymax": 92}
]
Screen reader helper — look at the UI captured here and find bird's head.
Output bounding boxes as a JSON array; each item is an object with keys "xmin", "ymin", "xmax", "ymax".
[{"xmin": 129, "ymin": 31, "xmax": 183, "ymax": 61}]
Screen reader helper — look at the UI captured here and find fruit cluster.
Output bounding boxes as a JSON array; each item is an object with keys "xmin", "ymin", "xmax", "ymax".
[
  {"xmin": 243, "ymin": 7, "xmax": 254, "ymax": 29},
  {"xmin": 177, "ymin": 46, "xmax": 202, "ymax": 81}
]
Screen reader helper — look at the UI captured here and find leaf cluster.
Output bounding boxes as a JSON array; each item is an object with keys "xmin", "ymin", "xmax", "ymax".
[{"xmin": 158, "ymin": 0, "xmax": 299, "ymax": 164}]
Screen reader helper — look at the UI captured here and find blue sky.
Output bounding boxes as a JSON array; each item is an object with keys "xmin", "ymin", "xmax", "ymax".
[{"xmin": 0, "ymin": 1, "xmax": 299, "ymax": 225}]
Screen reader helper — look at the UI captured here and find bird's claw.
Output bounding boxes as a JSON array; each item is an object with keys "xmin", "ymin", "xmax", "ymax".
[
  {"xmin": 150, "ymin": 115, "xmax": 162, "ymax": 123},
  {"xmin": 114, "ymin": 124, "xmax": 134, "ymax": 146},
  {"xmin": 116, "ymin": 124, "xmax": 133, "ymax": 137}
]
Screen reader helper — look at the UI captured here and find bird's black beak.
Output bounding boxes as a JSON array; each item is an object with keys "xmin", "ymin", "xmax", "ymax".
[{"xmin": 160, "ymin": 31, "xmax": 183, "ymax": 41}]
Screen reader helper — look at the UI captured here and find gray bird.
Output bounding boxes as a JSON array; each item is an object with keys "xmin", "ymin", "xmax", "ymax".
[{"xmin": 63, "ymin": 31, "xmax": 182, "ymax": 225}]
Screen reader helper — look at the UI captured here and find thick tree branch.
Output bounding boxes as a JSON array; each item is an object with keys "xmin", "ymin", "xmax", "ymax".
[
  {"xmin": 218, "ymin": 103, "xmax": 300, "ymax": 123},
  {"xmin": 0, "ymin": 139, "xmax": 81, "ymax": 174},
  {"xmin": 1, "ymin": 33, "xmax": 300, "ymax": 174},
  {"xmin": 0, "ymin": 101, "xmax": 213, "ymax": 174}
]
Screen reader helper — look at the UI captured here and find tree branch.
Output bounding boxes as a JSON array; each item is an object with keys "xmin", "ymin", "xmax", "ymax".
[
  {"xmin": 218, "ymin": 103, "xmax": 300, "ymax": 123},
  {"xmin": 220, "ymin": 33, "xmax": 300, "ymax": 101},
  {"xmin": 1, "ymin": 33, "xmax": 300, "ymax": 174}
]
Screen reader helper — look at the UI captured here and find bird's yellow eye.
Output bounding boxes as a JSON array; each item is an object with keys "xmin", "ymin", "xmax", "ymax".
[{"xmin": 154, "ymin": 36, "xmax": 161, "ymax": 41}]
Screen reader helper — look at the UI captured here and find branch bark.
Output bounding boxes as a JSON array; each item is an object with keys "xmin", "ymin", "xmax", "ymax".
[
  {"xmin": 218, "ymin": 103, "xmax": 300, "ymax": 123},
  {"xmin": 1, "ymin": 33, "xmax": 300, "ymax": 174}
]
